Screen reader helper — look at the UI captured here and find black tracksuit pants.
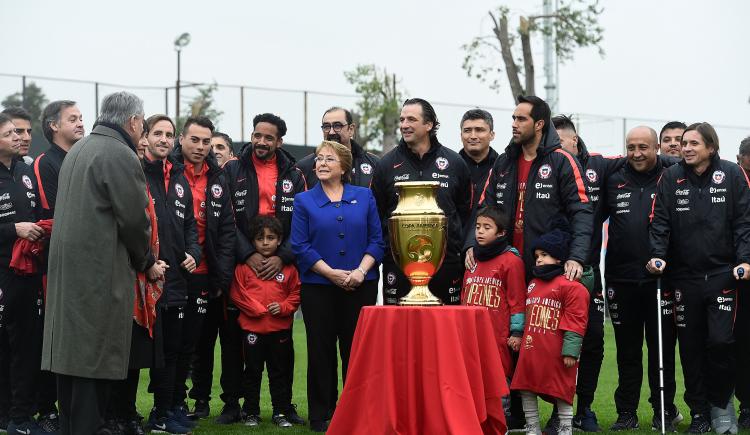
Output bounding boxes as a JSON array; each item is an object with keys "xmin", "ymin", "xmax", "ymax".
[
  {"xmin": 149, "ymin": 305, "xmax": 184, "ymax": 417},
  {"xmin": 576, "ymin": 267, "xmax": 605, "ymax": 412},
  {"xmin": 607, "ymin": 280, "xmax": 677, "ymax": 414},
  {"xmin": 172, "ymin": 275, "xmax": 209, "ymax": 408},
  {"xmin": 0, "ymin": 271, "xmax": 43, "ymax": 424},
  {"xmin": 107, "ymin": 370, "xmax": 140, "ymax": 422},
  {"xmin": 189, "ymin": 299, "xmax": 245, "ymax": 405},
  {"xmin": 736, "ymin": 281, "xmax": 750, "ymax": 410},
  {"xmin": 672, "ymin": 272, "xmax": 737, "ymax": 414},
  {"xmin": 382, "ymin": 257, "xmax": 463, "ymax": 305},
  {"xmin": 301, "ymin": 280, "xmax": 377, "ymax": 423},
  {"xmin": 241, "ymin": 328, "xmax": 294, "ymax": 416}
]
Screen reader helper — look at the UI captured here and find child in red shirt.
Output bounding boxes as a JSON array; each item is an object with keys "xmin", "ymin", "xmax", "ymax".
[
  {"xmin": 462, "ymin": 205, "xmax": 526, "ymax": 380},
  {"xmin": 510, "ymin": 219, "xmax": 589, "ymax": 435},
  {"xmin": 230, "ymin": 215, "xmax": 301, "ymax": 428}
]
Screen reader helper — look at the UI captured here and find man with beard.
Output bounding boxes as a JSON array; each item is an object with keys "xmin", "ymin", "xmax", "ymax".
[
  {"xmin": 372, "ymin": 98, "xmax": 472, "ymax": 305},
  {"xmin": 459, "ymin": 109, "xmax": 499, "ymax": 211},
  {"xmin": 32, "ymin": 100, "xmax": 85, "ymax": 433},
  {"xmin": 649, "ymin": 122, "xmax": 750, "ymax": 434},
  {"xmin": 223, "ymin": 113, "xmax": 306, "ymax": 425},
  {"xmin": 1, "ymin": 107, "xmax": 34, "ymax": 165},
  {"xmin": 603, "ymin": 126, "xmax": 682, "ymax": 432},
  {"xmin": 211, "ymin": 132, "xmax": 235, "ymax": 167},
  {"xmin": 141, "ymin": 114, "xmax": 201, "ymax": 434},
  {"xmin": 296, "ymin": 107, "xmax": 379, "ymax": 188},
  {"xmin": 659, "ymin": 121, "xmax": 686, "ymax": 158}
]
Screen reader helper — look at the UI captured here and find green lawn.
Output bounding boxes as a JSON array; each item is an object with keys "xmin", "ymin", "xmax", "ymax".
[{"xmin": 133, "ymin": 319, "xmax": 748, "ymax": 434}]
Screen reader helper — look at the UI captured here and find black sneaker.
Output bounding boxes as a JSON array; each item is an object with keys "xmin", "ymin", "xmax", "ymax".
[
  {"xmin": 243, "ymin": 415, "xmax": 261, "ymax": 427},
  {"xmin": 1, "ymin": 415, "xmax": 9, "ymax": 432},
  {"xmin": 214, "ymin": 403, "xmax": 242, "ymax": 425},
  {"xmin": 506, "ymin": 414, "xmax": 526, "ymax": 432},
  {"xmin": 573, "ymin": 408, "xmax": 601, "ymax": 432},
  {"xmin": 101, "ymin": 419, "xmax": 123, "ymax": 435},
  {"xmin": 544, "ymin": 413, "xmax": 560, "ymax": 435},
  {"xmin": 188, "ymin": 400, "xmax": 210, "ymax": 420},
  {"xmin": 121, "ymin": 418, "xmax": 145, "ymax": 435},
  {"xmin": 37, "ymin": 412, "xmax": 60, "ymax": 434},
  {"xmin": 7, "ymin": 420, "xmax": 46, "ymax": 435},
  {"xmin": 272, "ymin": 414, "xmax": 293, "ymax": 428},
  {"xmin": 310, "ymin": 420, "xmax": 329, "ymax": 433},
  {"xmin": 285, "ymin": 404, "xmax": 305, "ymax": 425},
  {"xmin": 169, "ymin": 405, "xmax": 196, "ymax": 429},
  {"xmin": 686, "ymin": 414, "xmax": 711, "ymax": 434},
  {"xmin": 652, "ymin": 407, "xmax": 683, "ymax": 432},
  {"xmin": 145, "ymin": 414, "xmax": 190, "ymax": 434},
  {"xmin": 609, "ymin": 412, "xmax": 639, "ymax": 431},
  {"xmin": 739, "ymin": 408, "xmax": 750, "ymax": 430}
]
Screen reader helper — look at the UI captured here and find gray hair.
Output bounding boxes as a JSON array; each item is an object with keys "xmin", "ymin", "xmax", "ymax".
[{"xmin": 97, "ymin": 92, "xmax": 144, "ymax": 126}]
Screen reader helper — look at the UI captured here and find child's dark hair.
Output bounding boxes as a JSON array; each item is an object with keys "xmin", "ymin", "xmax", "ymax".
[
  {"xmin": 476, "ymin": 205, "xmax": 508, "ymax": 233},
  {"xmin": 248, "ymin": 215, "xmax": 283, "ymax": 240}
]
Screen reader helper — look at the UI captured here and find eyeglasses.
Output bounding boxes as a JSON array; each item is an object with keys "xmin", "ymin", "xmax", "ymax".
[
  {"xmin": 314, "ymin": 156, "xmax": 339, "ymax": 164},
  {"xmin": 321, "ymin": 122, "xmax": 348, "ymax": 133}
]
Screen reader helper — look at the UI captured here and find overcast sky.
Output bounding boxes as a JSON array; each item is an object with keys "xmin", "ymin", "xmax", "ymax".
[{"xmin": 1, "ymin": 0, "xmax": 748, "ymax": 157}]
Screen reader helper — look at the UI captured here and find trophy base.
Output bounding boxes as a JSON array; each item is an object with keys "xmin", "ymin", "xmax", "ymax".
[{"xmin": 398, "ymin": 285, "xmax": 444, "ymax": 306}]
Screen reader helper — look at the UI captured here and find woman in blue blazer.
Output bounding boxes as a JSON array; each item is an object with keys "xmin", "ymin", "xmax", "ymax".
[{"xmin": 291, "ymin": 140, "xmax": 384, "ymax": 432}]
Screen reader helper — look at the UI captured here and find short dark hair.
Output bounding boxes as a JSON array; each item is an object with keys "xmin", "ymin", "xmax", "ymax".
[
  {"xmin": 253, "ymin": 113, "xmax": 287, "ymax": 138},
  {"xmin": 684, "ymin": 122, "xmax": 720, "ymax": 154},
  {"xmin": 1, "ymin": 107, "xmax": 31, "ymax": 123},
  {"xmin": 403, "ymin": 98, "xmax": 440, "ymax": 137},
  {"xmin": 146, "ymin": 114, "xmax": 176, "ymax": 133},
  {"xmin": 476, "ymin": 205, "xmax": 509, "ymax": 233},
  {"xmin": 41, "ymin": 100, "xmax": 77, "ymax": 143},
  {"xmin": 552, "ymin": 114, "xmax": 577, "ymax": 133},
  {"xmin": 516, "ymin": 95, "xmax": 551, "ymax": 126},
  {"xmin": 659, "ymin": 121, "xmax": 687, "ymax": 142},
  {"xmin": 212, "ymin": 131, "xmax": 233, "ymax": 145},
  {"xmin": 323, "ymin": 106, "xmax": 353, "ymax": 125},
  {"xmin": 0, "ymin": 113, "xmax": 13, "ymax": 129},
  {"xmin": 739, "ymin": 136, "xmax": 750, "ymax": 156},
  {"xmin": 248, "ymin": 214, "xmax": 284, "ymax": 241},
  {"xmin": 461, "ymin": 109, "xmax": 494, "ymax": 132},
  {"xmin": 182, "ymin": 115, "xmax": 215, "ymax": 135}
]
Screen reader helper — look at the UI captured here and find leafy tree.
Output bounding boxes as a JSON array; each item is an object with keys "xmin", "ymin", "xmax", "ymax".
[
  {"xmin": 344, "ymin": 64, "xmax": 403, "ymax": 154},
  {"xmin": 462, "ymin": 1, "xmax": 604, "ymax": 104},
  {"xmin": 176, "ymin": 82, "xmax": 223, "ymax": 132},
  {"xmin": 2, "ymin": 82, "xmax": 48, "ymax": 138}
]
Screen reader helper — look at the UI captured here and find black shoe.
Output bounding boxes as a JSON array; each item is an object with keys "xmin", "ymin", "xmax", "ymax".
[
  {"xmin": 506, "ymin": 414, "xmax": 526, "ymax": 432},
  {"xmin": 121, "ymin": 418, "xmax": 145, "ymax": 435},
  {"xmin": 214, "ymin": 403, "xmax": 242, "ymax": 425},
  {"xmin": 101, "ymin": 419, "xmax": 123, "ymax": 435},
  {"xmin": 686, "ymin": 414, "xmax": 711, "ymax": 434},
  {"xmin": 573, "ymin": 408, "xmax": 602, "ymax": 432},
  {"xmin": 544, "ymin": 413, "xmax": 560, "ymax": 435},
  {"xmin": 188, "ymin": 399, "xmax": 210, "ymax": 420},
  {"xmin": 243, "ymin": 414, "xmax": 261, "ymax": 427},
  {"xmin": 652, "ymin": 407, "xmax": 682, "ymax": 432},
  {"xmin": 609, "ymin": 412, "xmax": 639, "ymax": 431},
  {"xmin": 7, "ymin": 420, "xmax": 47, "ymax": 435},
  {"xmin": 310, "ymin": 420, "xmax": 329, "ymax": 432},
  {"xmin": 739, "ymin": 408, "xmax": 750, "ymax": 430},
  {"xmin": 37, "ymin": 412, "xmax": 60, "ymax": 433},
  {"xmin": 285, "ymin": 404, "xmax": 305, "ymax": 425},
  {"xmin": 1, "ymin": 415, "xmax": 9, "ymax": 432},
  {"xmin": 169, "ymin": 405, "xmax": 197, "ymax": 429},
  {"xmin": 272, "ymin": 414, "xmax": 293, "ymax": 428}
]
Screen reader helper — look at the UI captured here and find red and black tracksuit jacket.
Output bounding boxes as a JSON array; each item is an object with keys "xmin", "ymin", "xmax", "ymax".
[
  {"xmin": 371, "ymin": 137, "xmax": 473, "ymax": 264},
  {"xmin": 143, "ymin": 155, "xmax": 201, "ymax": 306},
  {"xmin": 224, "ymin": 147, "xmax": 306, "ymax": 265},
  {"xmin": 296, "ymin": 139, "xmax": 379, "ymax": 188},
  {"xmin": 649, "ymin": 154, "xmax": 750, "ymax": 279},
  {"xmin": 479, "ymin": 124, "xmax": 593, "ymax": 275},
  {"xmin": 0, "ymin": 160, "xmax": 41, "ymax": 267},
  {"xmin": 460, "ymin": 146, "xmax": 499, "ymax": 210},
  {"xmin": 33, "ymin": 143, "xmax": 67, "ymax": 219},
  {"xmin": 171, "ymin": 145, "xmax": 236, "ymax": 297}
]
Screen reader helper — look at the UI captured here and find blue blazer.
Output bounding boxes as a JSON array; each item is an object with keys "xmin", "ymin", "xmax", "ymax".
[{"xmin": 291, "ymin": 183, "xmax": 385, "ymax": 285}]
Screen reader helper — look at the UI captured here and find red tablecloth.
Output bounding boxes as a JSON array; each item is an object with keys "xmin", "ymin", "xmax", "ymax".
[{"xmin": 328, "ymin": 306, "xmax": 508, "ymax": 435}]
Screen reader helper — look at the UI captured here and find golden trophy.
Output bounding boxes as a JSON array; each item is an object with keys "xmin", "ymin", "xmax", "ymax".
[{"xmin": 389, "ymin": 181, "xmax": 447, "ymax": 306}]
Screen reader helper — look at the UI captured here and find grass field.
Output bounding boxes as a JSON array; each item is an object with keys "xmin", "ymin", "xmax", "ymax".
[{"xmin": 133, "ymin": 319, "xmax": 748, "ymax": 434}]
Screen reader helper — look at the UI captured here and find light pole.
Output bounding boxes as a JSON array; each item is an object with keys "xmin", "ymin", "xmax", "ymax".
[{"xmin": 174, "ymin": 32, "xmax": 191, "ymax": 122}]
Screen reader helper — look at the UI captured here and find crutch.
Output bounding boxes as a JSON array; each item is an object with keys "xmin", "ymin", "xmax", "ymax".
[{"xmin": 655, "ymin": 260, "xmax": 666, "ymax": 435}]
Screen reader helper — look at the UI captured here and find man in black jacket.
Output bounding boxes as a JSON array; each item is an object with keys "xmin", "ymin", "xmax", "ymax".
[
  {"xmin": 169, "ymin": 116, "xmax": 236, "ymax": 425},
  {"xmin": 372, "ymin": 98, "xmax": 472, "ymax": 305},
  {"xmin": 296, "ymin": 107, "xmax": 379, "ymax": 188},
  {"xmin": 223, "ymin": 113, "xmax": 306, "ymax": 425},
  {"xmin": 459, "ymin": 108, "xmax": 499, "ymax": 212},
  {"xmin": 603, "ymin": 126, "xmax": 681, "ymax": 431},
  {"xmin": 142, "ymin": 114, "xmax": 201, "ymax": 433},
  {"xmin": 648, "ymin": 122, "xmax": 750, "ymax": 434}
]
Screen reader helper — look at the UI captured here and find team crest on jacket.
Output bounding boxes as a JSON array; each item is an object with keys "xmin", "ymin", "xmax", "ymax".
[
  {"xmin": 712, "ymin": 170, "xmax": 725, "ymax": 184},
  {"xmin": 435, "ymin": 157, "xmax": 449, "ymax": 170},
  {"xmin": 275, "ymin": 272, "xmax": 285, "ymax": 282},
  {"xmin": 360, "ymin": 163, "xmax": 372, "ymax": 175},
  {"xmin": 607, "ymin": 288, "xmax": 615, "ymax": 300},
  {"xmin": 22, "ymin": 175, "xmax": 32, "ymax": 189},
  {"xmin": 538, "ymin": 164, "xmax": 552, "ymax": 179},
  {"xmin": 246, "ymin": 333, "xmax": 258, "ymax": 345},
  {"xmin": 282, "ymin": 179, "xmax": 293, "ymax": 193},
  {"xmin": 586, "ymin": 169, "xmax": 598, "ymax": 183},
  {"xmin": 211, "ymin": 183, "xmax": 223, "ymax": 198},
  {"xmin": 526, "ymin": 282, "xmax": 536, "ymax": 294},
  {"xmin": 386, "ymin": 272, "xmax": 396, "ymax": 286},
  {"xmin": 675, "ymin": 289, "xmax": 682, "ymax": 303},
  {"xmin": 175, "ymin": 184, "xmax": 184, "ymax": 198}
]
